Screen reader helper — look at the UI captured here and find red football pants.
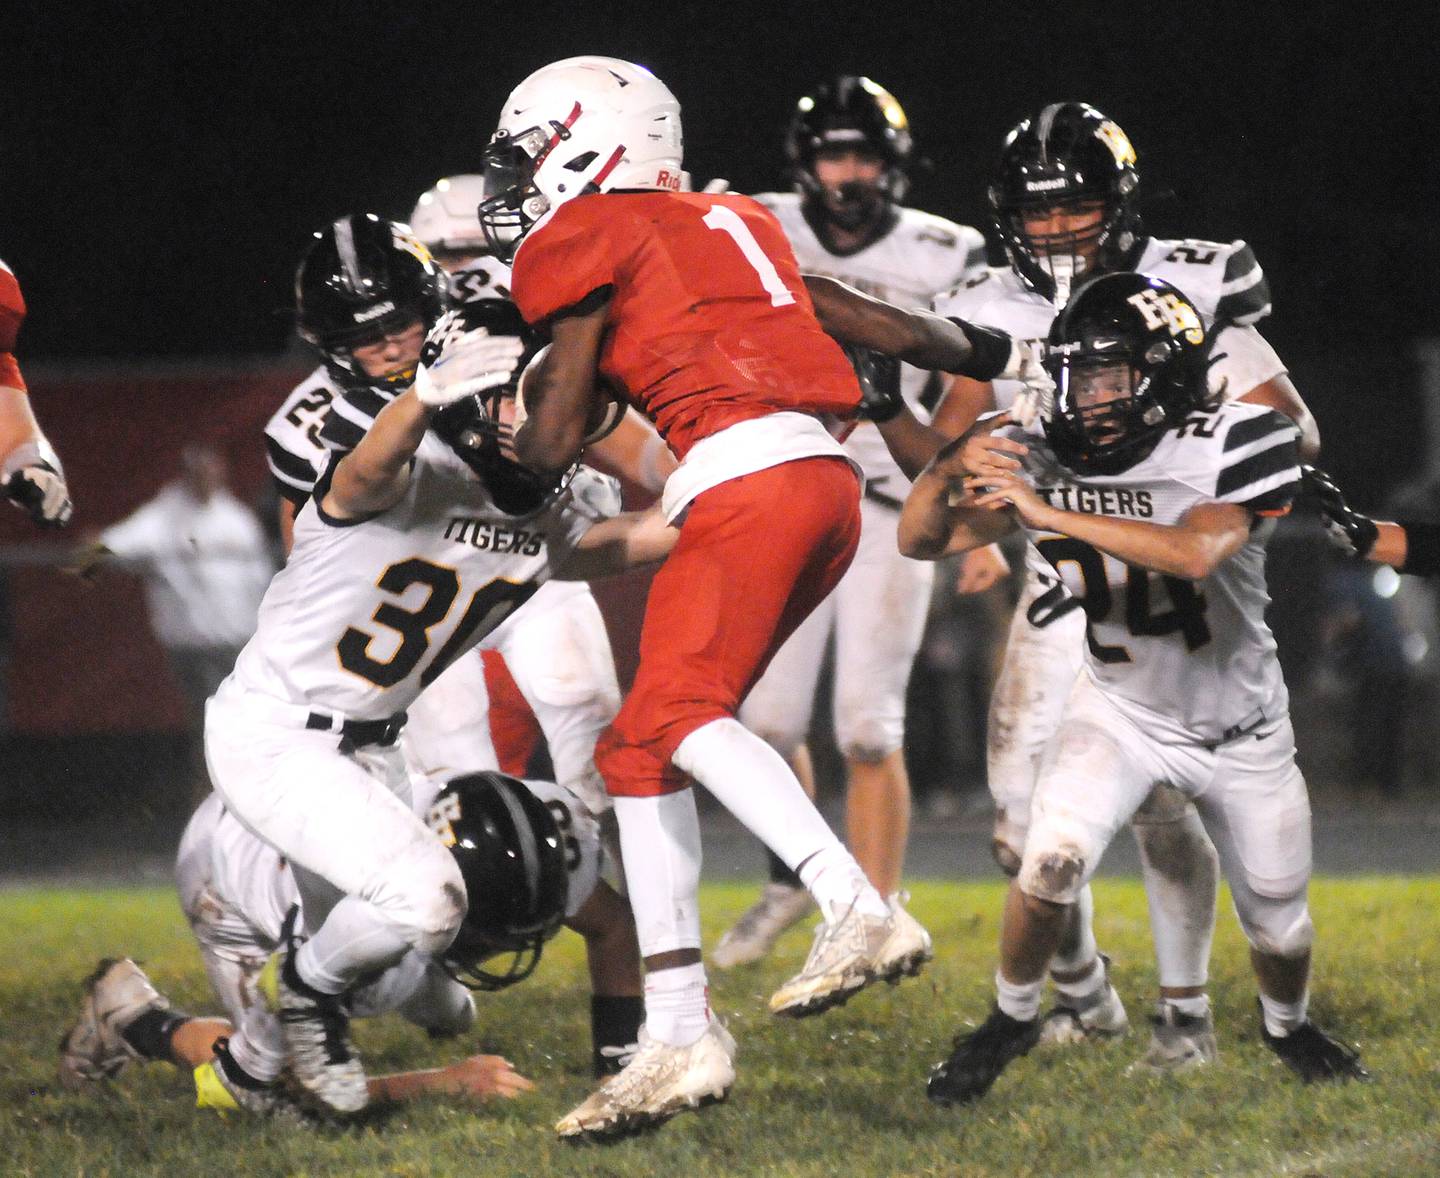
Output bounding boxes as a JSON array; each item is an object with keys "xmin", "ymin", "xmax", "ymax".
[{"xmin": 595, "ymin": 456, "xmax": 861, "ymax": 797}]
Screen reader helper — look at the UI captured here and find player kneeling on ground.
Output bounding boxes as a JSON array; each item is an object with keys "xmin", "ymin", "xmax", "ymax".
[
  {"xmin": 59, "ymin": 772, "xmax": 644, "ymax": 1117},
  {"xmin": 897, "ymin": 273, "xmax": 1367, "ymax": 1104}
]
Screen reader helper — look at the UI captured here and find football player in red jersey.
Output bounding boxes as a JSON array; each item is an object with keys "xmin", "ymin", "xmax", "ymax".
[
  {"xmin": 477, "ymin": 56, "xmax": 1022, "ymax": 1138},
  {"xmin": 0, "ymin": 259, "xmax": 71, "ymax": 526}
]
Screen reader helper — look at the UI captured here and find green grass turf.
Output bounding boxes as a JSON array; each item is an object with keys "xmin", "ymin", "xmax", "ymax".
[{"xmin": 2, "ymin": 879, "xmax": 1437, "ymax": 1177}]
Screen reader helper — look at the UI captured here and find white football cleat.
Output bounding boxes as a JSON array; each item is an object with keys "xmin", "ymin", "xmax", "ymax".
[
  {"xmin": 711, "ymin": 883, "xmax": 815, "ymax": 969},
  {"xmin": 194, "ymin": 1040, "xmax": 307, "ymax": 1122},
  {"xmin": 555, "ymin": 1017, "xmax": 736, "ymax": 1140},
  {"xmin": 768, "ymin": 893, "xmax": 932, "ymax": 1018},
  {"xmin": 258, "ymin": 949, "xmax": 368, "ymax": 1115},
  {"xmin": 58, "ymin": 957, "xmax": 170, "ymax": 1090},
  {"xmin": 1132, "ymin": 1001, "xmax": 1218, "ymax": 1073}
]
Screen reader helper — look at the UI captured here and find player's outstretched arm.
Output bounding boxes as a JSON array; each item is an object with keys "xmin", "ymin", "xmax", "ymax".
[
  {"xmin": 555, "ymin": 505, "xmax": 678, "ymax": 580},
  {"xmin": 0, "ymin": 386, "xmax": 71, "ymax": 527},
  {"xmin": 970, "ymin": 472, "xmax": 1252, "ymax": 580},
  {"xmin": 514, "ymin": 301, "xmax": 611, "ymax": 477},
  {"xmin": 322, "ymin": 389, "xmax": 429, "ymax": 519},
  {"xmin": 367, "ymin": 1055, "xmax": 535, "ymax": 1105},
  {"xmin": 803, "ymin": 275, "xmax": 1019, "ymax": 379}
]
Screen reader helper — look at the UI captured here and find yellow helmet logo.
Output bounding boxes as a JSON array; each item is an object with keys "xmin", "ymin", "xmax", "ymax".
[
  {"xmin": 1096, "ymin": 120, "xmax": 1137, "ymax": 166},
  {"xmin": 859, "ymin": 77, "xmax": 909, "ymax": 131}
]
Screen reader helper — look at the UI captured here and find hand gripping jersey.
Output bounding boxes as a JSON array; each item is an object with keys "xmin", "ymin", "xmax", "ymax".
[
  {"xmin": 0, "ymin": 258, "xmax": 27, "ymax": 390},
  {"xmin": 753, "ymin": 192, "xmax": 985, "ymax": 488},
  {"xmin": 229, "ymin": 440, "xmax": 620, "ymax": 720},
  {"xmin": 1011, "ymin": 401, "xmax": 1301, "ymax": 745},
  {"xmin": 509, "ymin": 191, "xmax": 862, "ymax": 460}
]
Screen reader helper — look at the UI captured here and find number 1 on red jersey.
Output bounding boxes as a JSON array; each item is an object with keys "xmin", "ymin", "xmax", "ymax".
[{"xmin": 701, "ymin": 205, "xmax": 797, "ymax": 308}]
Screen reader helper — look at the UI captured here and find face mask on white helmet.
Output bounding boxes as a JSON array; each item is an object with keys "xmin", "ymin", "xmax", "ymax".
[
  {"xmin": 410, "ymin": 175, "xmax": 491, "ymax": 254},
  {"xmin": 476, "ymin": 56, "xmax": 684, "ymax": 262}
]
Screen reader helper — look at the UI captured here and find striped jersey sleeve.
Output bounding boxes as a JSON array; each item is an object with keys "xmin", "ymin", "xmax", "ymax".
[
  {"xmin": 1214, "ymin": 240, "xmax": 1272, "ymax": 326},
  {"xmin": 264, "ymin": 370, "xmax": 338, "ymax": 503},
  {"xmin": 317, "ymin": 387, "xmax": 393, "ymax": 454},
  {"xmin": 1212, "ymin": 408, "xmax": 1300, "ymax": 514}
]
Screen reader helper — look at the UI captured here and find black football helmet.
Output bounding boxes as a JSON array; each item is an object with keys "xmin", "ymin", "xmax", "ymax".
[
  {"xmin": 1043, "ymin": 272, "xmax": 1209, "ymax": 475},
  {"xmin": 425, "ymin": 772, "xmax": 569, "ymax": 992},
  {"xmin": 295, "ymin": 214, "xmax": 449, "ymax": 393},
  {"xmin": 423, "ymin": 299, "xmax": 561, "ymax": 516},
  {"xmin": 990, "ymin": 103, "xmax": 1141, "ymax": 301},
  {"xmin": 786, "ymin": 76, "xmax": 913, "ymax": 237}
]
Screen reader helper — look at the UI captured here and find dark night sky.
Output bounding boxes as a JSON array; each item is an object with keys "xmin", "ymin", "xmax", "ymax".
[{"xmin": 4, "ymin": 1, "xmax": 1436, "ymax": 368}]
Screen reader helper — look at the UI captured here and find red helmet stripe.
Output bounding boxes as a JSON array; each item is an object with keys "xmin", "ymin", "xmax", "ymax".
[{"xmin": 590, "ymin": 144, "xmax": 627, "ymax": 187}]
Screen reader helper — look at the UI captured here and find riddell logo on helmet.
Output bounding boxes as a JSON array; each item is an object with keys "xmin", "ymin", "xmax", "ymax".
[
  {"xmin": 1026, "ymin": 177, "xmax": 1069, "ymax": 192},
  {"xmin": 656, "ymin": 170, "xmax": 682, "ymax": 191},
  {"xmin": 354, "ymin": 300, "xmax": 397, "ymax": 323}
]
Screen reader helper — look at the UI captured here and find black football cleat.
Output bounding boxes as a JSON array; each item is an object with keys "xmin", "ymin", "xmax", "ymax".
[
  {"xmin": 927, "ymin": 1005, "xmax": 1042, "ymax": 1106},
  {"xmin": 1260, "ymin": 1016, "xmax": 1370, "ymax": 1083}
]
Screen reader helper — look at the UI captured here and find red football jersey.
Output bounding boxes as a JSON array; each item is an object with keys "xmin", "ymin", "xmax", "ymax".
[
  {"xmin": 510, "ymin": 191, "xmax": 860, "ymax": 459},
  {"xmin": 0, "ymin": 259, "xmax": 26, "ymax": 390}
]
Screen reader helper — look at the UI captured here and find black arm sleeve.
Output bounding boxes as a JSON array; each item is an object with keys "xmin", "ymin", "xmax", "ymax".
[{"xmin": 1399, "ymin": 520, "xmax": 1440, "ymax": 577}]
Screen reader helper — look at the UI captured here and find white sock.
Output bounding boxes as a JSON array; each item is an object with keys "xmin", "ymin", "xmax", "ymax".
[
  {"xmin": 294, "ymin": 895, "xmax": 413, "ymax": 995},
  {"xmin": 613, "ymin": 791, "xmax": 704, "ymax": 956},
  {"xmin": 996, "ymin": 969, "xmax": 1043, "ymax": 1022},
  {"xmin": 1049, "ymin": 884, "xmax": 1098, "ymax": 977},
  {"xmin": 644, "ymin": 962, "xmax": 711, "ymax": 1047},
  {"xmin": 1134, "ymin": 807, "xmax": 1217, "ymax": 989},
  {"xmin": 673, "ymin": 718, "xmax": 886, "ymax": 919},
  {"xmin": 1165, "ymin": 994, "xmax": 1211, "ymax": 1019},
  {"xmin": 226, "ymin": 1007, "xmax": 284, "ymax": 1083},
  {"xmin": 796, "ymin": 845, "xmax": 889, "ymax": 920},
  {"xmin": 1260, "ymin": 991, "xmax": 1309, "ymax": 1037}
]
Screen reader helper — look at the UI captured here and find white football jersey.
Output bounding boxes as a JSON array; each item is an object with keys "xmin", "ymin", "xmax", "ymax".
[
  {"xmin": 935, "ymin": 236, "xmax": 1288, "ymax": 586},
  {"xmin": 446, "ymin": 255, "xmax": 514, "ymax": 305},
  {"xmin": 230, "ymin": 441, "xmax": 621, "ymax": 720},
  {"xmin": 934, "ymin": 236, "xmax": 1284, "ymax": 417},
  {"xmin": 264, "ymin": 366, "xmax": 343, "ymax": 504},
  {"xmin": 1010, "ymin": 401, "xmax": 1301, "ymax": 745},
  {"xmin": 753, "ymin": 192, "xmax": 985, "ymax": 491}
]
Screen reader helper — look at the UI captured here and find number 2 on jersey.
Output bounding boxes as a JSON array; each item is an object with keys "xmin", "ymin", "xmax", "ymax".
[
  {"xmin": 337, "ymin": 557, "xmax": 537, "ymax": 689},
  {"xmin": 1036, "ymin": 536, "xmax": 1211, "ymax": 663},
  {"xmin": 702, "ymin": 205, "xmax": 797, "ymax": 307}
]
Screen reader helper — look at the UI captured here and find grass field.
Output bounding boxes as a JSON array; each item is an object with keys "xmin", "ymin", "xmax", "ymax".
[{"xmin": 3, "ymin": 878, "xmax": 1437, "ymax": 1177}]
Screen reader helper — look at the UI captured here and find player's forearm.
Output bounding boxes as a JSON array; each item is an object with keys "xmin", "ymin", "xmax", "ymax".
[
  {"xmin": 0, "ymin": 384, "xmax": 44, "ymax": 460},
  {"xmin": 558, "ymin": 508, "xmax": 677, "ymax": 580},
  {"xmin": 803, "ymin": 276, "xmax": 1013, "ymax": 378},
  {"xmin": 899, "ymin": 469, "xmax": 1008, "ymax": 559},
  {"xmin": 1038, "ymin": 508, "xmax": 1243, "ymax": 581},
  {"xmin": 875, "ymin": 404, "xmax": 948, "ymax": 480},
  {"xmin": 327, "ymin": 391, "xmax": 426, "ymax": 514},
  {"xmin": 514, "ymin": 384, "xmax": 589, "ymax": 476}
]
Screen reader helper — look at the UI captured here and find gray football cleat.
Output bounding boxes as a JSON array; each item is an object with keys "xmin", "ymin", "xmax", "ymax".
[
  {"xmin": 257, "ymin": 948, "xmax": 368, "ymax": 1115},
  {"xmin": 1133, "ymin": 1000, "xmax": 1219, "ymax": 1073},
  {"xmin": 58, "ymin": 957, "xmax": 170, "ymax": 1090},
  {"xmin": 711, "ymin": 883, "xmax": 815, "ymax": 969}
]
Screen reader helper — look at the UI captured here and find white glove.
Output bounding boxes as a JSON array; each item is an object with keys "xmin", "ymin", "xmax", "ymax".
[
  {"xmin": 999, "ymin": 339, "xmax": 1055, "ymax": 429},
  {"xmin": 3, "ymin": 442, "xmax": 72, "ymax": 527},
  {"xmin": 413, "ymin": 311, "xmax": 526, "ymax": 409}
]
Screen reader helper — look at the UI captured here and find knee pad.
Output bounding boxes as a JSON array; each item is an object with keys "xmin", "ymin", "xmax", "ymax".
[
  {"xmin": 1235, "ymin": 889, "xmax": 1314, "ymax": 959},
  {"xmin": 381, "ymin": 839, "xmax": 468, "ymax": 957},
  {"xmin": 1018, "ymin": 841, "xmax": 1090, "ymax": 905},
  {"xmin": 834, "ymin": 695, "xmax": 903, "ymax": 764}
]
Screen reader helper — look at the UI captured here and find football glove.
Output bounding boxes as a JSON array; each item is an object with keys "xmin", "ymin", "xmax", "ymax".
[
  {"xmin": 845, "ymin": 343, "xmax": 904, "ymax": 423},
  {"xmin": 1301, "ymin": 465, "xmax": 1377, "ymax": 558},
  {"xmin": 413, "ymin": 310, "xmax": 526, "ymax": 410},
  {"xmin": 998, "ymin": 339, "xmax": 1055, "ymax": 429},
  {"xmin": 3, "ymin": 441, "xmax": 72, "ymax": 527}
]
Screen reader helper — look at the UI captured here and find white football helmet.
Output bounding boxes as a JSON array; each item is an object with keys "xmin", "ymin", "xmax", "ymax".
[
  {"xmin": 477, "ymin": 56, "xmax": 684, "ymax": 260},
  {"xmin": 409, "ymin": 175, "xmax": 490, "ymax": 253}
]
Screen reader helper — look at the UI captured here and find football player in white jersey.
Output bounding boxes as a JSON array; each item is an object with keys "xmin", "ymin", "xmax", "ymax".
[
  {"xmin": 921, "ymin": 104, "xmax": 1322, "ymax": 1067},
  {"xmin": 905, "ymin": 274, "xmax": 1366, "ymax": 1102},
  {"xmin": 59, "ymin": 771, "xmax": 640, "ymax": 1115},
  {"xmin": 714, "ymin": 77, "xmax": 990, "ymax": 967},
  {"xmin": 204, "ymin": 302, "xmax": 676, "ymax": 1117}
]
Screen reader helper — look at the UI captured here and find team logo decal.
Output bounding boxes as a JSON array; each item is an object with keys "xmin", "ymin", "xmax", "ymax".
[
  {"xmin": 1127, "ymin": 288, "xmax": 1204, "ymax": 344},
  {"xmin": 426, "ymin": 793, "xmax": 463, "ymax": 847},
  {"xmin": 1097, "ymin": 120, "xmax": 1137, "ymax": 166}
]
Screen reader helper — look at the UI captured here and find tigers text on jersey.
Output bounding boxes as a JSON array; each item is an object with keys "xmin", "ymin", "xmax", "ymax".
[
  {"xmin": 1011, "ymin": 401, "xmax": 1301, "ymax": 745},
  {"xmin": 0, "ymin": 258, "xmax": 26, "ymax": 390},
  {"xmin": 753, "ymin": 192, "xmax": 986, "ymax": 483},
  {"xmin": 934, "ymin": 236, "xmax": 1283, "ymax": 418},
  {"xmin": 510, "ymin": 190, "xmax": 862, "ymax": 460},
  {"xmin": 230, "ymin": 440, "xmax": 621, "ymax": 721}
]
